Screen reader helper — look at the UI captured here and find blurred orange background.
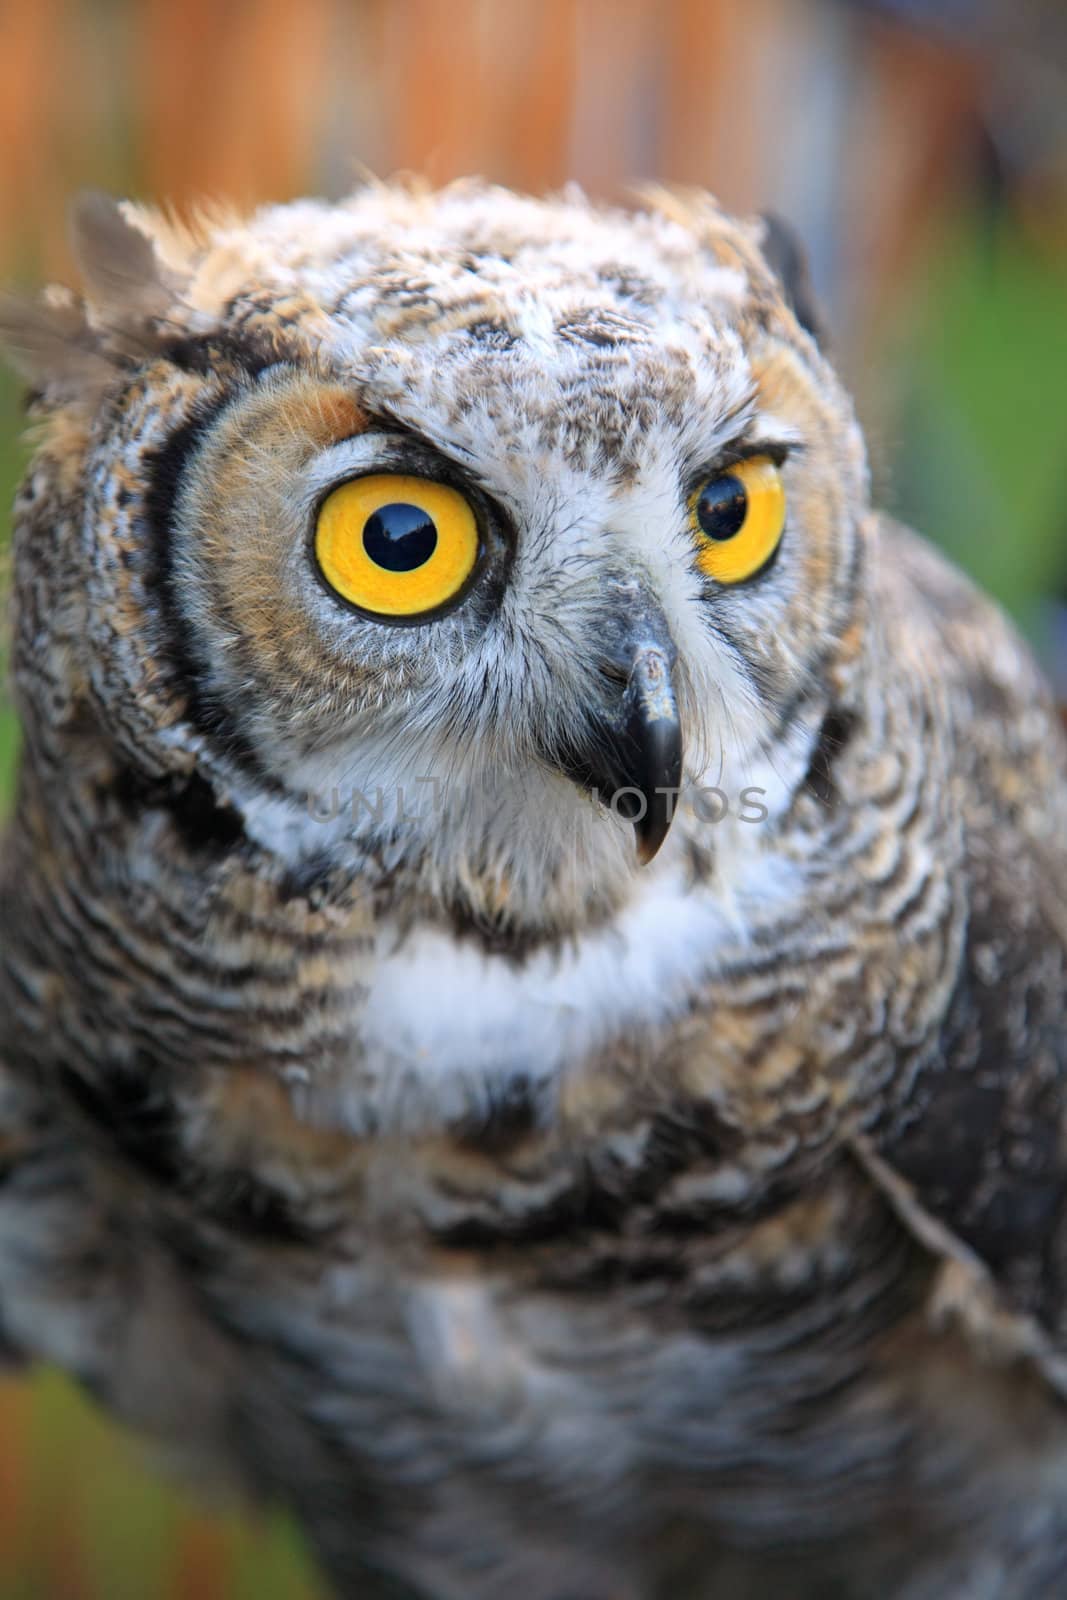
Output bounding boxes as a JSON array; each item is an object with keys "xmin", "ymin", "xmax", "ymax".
[{"xmin": 3, "ymin": 0, "xmax": 1063, "ymax": 349}]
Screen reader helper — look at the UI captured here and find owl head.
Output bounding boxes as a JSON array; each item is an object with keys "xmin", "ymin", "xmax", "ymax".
[{"xmin": 2, "ymin": 183, "xmax": 868, "ymax": 947}]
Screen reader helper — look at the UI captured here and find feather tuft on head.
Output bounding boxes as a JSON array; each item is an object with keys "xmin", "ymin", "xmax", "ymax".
[
  {"xmin": 70, "ymin": 190, "xmax": 179, "ymax": 330},
  {"xmin": 0, "ymin": 192, "xmax": 188, "ymax": 402}
]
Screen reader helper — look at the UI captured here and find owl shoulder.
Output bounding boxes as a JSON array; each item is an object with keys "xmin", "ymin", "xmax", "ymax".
[{"xmin": 857, "ymin": 514, "xmax": 1067, "ymax": 1377}]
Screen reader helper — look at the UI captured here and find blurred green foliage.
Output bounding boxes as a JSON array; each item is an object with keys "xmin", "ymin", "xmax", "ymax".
[
  {"xmin": 0, "ymin": 1372, "xmax": 324, "ymax": 1600},
  {"xmin": 890, "ymin": 213, "xmax": 1067, "ymax": 632},
  {"xmin": 0, "ymin": 204, "xmax": 1063, "ymax": 1597}
]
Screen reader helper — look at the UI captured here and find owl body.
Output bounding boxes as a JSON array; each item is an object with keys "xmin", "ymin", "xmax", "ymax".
[{"xmin": 2, "ymin": 183, "xmax": 1067, "ymax": 1599}]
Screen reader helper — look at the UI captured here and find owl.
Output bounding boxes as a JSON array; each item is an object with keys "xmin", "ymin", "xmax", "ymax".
[{"xmin": 2, "ymin": 180, "xmax": 1067, "ymax": 1600}]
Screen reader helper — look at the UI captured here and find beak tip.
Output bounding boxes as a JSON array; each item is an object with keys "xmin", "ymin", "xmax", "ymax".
[{"xmin": 633, "ymin": 811, "xmax": 673, "ymax": 867}]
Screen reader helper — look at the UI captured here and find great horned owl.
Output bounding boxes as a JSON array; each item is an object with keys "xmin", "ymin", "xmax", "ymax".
[{"xmin": 2, "ymin": 183, "xmax": 1067, "ymax": 1600}]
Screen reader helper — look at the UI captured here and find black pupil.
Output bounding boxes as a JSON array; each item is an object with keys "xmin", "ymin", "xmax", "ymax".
[
  {"xmin": 696, "ymin": 476, "xmax": 748, "ymax": 542},
  {"xmin": 363, "ymin": 502, "xmax": 438, "ymax": 572}
]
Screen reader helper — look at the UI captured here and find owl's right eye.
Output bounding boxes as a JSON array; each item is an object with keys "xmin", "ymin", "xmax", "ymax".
[{"xmin": 314, "ymin": 473, "xmax": 481, "ymax": 621}]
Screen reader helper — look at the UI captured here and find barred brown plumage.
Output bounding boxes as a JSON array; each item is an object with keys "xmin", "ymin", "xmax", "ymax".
[{"xmin": 2, "ymin": 181, "xmax": 1067, "ymax": 1599}]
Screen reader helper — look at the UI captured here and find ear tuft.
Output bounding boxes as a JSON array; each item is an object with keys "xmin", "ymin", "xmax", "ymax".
[
  {"xmin": 758, "ymin": 214, "xmax": 825, "ymax": 346},
  {"xmin": 0, "ymin": 193, "xmax": 188, "ymax": 401},
  {"xmin": 70, "ymin": 190, "xmax": 176, "ymax": 330},
  {"xmin": 0, "ymin": 291, "xmax": 114, "ymax": 397}
]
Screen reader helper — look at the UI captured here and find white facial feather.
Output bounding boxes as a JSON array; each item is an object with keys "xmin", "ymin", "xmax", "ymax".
[{"xmin": 339, "ymin": 852, "xmax": 806, "ymax": 1130}]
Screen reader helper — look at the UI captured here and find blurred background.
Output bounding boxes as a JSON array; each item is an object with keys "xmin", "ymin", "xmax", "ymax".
[{"xmin": 0, "ymin": 0, "xmax": 1065, "ymax": 1594}]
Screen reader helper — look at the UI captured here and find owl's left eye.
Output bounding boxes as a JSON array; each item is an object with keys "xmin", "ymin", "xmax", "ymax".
[
  {"xmin": 688, "ymin": 455, "xmax": 786, "ymax": 585},
  {"xmin": 314, "ymin": 473, "xmax": 481, "ymax": 620}
]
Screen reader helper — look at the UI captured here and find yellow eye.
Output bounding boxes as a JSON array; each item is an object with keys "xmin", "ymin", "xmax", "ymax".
[
  {"xmin": 314, "ymin": 473, "xmax": 481, "ymax": 620},
  {"xmin": 688, "ymin": 455, "xmax": 786, "ymax": 584}
]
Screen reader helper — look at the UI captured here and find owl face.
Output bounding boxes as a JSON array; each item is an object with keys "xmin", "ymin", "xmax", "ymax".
[{"xmin": 8, "ymin": 183, "xmax": 869, "ymax": 942}]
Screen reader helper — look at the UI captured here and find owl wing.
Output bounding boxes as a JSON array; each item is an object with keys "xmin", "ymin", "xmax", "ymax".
[
  {"xmin": 0, "ymin": 1056, "xmax": 109, "ymax": 1372},
  {"xmin": 854, "ymin": 525, "xmax": 1067, "ymax": 1388},
  {"xmin": 0, "ymin": 1047, "xmax": 270, "ymax": 1479},
  {"xmin": 0, "ymin": 1064, "xmax": 31, "ymax": 1369}
]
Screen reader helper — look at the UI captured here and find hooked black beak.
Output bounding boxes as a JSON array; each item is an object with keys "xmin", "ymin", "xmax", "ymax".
[{"xmin": 549, "ymin": 586, "xmax": 684, "ymax": 864}]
